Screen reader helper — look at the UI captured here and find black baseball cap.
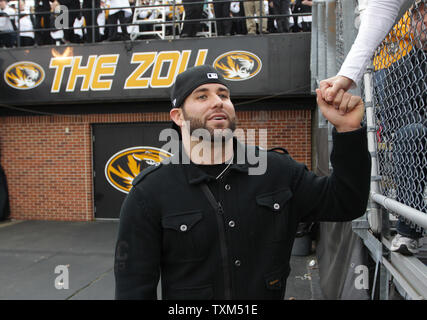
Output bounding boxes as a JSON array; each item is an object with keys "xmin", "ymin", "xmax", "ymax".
[
  {"xmin": 170, "ymin": 65, "xmax": 228, "ymax": 109},
  {"xmin": 170, "ymin": 65, "xmax": 228, "ymax": 136}
]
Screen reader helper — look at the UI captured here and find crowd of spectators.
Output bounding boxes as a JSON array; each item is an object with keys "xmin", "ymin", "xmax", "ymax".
[{"xmin": 0, "ymin": 0, "xmax": 312, "ymax": 47}]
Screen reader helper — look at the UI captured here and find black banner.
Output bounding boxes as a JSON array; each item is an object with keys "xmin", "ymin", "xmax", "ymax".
[{"xmin": 0, "ymin": 34, "xmax": 310, "ymax": 106}]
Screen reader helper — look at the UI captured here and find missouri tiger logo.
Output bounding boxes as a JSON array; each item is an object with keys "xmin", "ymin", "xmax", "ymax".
[
  {"xmin": 105, "ymin": 146, "xmax": 172, "ymax": 194},
  {"xmin": 213, "ymin": 51, "xmax": 262, "ymax": 81},
  {"xmin": 4, "ymin": 61, "xmax": 45, "ymax": 90}
]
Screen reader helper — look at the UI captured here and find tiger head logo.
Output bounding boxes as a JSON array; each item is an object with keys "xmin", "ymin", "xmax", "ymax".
[
  {"xmin": 105, "ymin": 146, "xmax": 173, "ymax": 194},
  {"xmin": 4, "ymin": 61, "xmax": 45, "ymax": 90},
  {"xmin": 213, "ymin": 51, "xmax": 262, "ymax": 81}
]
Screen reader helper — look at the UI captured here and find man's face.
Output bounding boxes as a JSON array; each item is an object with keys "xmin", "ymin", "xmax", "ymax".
[
  {"xmin": 412, "ymin": 3, "xmax": 427, "ymax": 50},
  {"xmin": 181, "ymin": 83, "xmax": 237, "ymax": 140},
  {"xmin": 0, "ymin": 0, "xmax": 7, "ymax": 10}
]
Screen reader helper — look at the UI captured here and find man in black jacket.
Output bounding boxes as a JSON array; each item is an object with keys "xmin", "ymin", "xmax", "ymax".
[{"xmin": 114, "ymin": 65, "xmax": 371, "ymax": 299}]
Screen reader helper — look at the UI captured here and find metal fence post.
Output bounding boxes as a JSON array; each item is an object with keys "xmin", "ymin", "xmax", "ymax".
[
  {"xmin": 92, "ymin": 0, "xmax": 95, "ymax": 43},
  {"xmin": 363, "ymin": 67, "xmax": 383, "ymax": 235}
]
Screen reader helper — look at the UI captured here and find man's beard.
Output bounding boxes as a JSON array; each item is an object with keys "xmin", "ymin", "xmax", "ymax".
[{"xmin": 182, "ymin": 109, "xmax": 237, "ymax": 142}]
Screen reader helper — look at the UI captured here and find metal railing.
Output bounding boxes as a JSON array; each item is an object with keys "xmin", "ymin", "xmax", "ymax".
[{"xmin": 0, "ymin": 0, "xmax": 312, "ymax": 47}]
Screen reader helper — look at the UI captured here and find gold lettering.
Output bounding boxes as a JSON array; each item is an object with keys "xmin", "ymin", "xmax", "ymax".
[
  {"xmin": 195, "ymin": 49, "xmax": 208, "ymax": 66},
  {"xmin": 124, "ymin": 52, "xmax": 156, "ymax": 89},
  {"xmin": 49, "ymin": 57, "xmax": 73, "ymax": 93},
  {"xmin": 66, "ymin": 56, "xmax": 97, "ymax": 92},
  {"xmin": 150, "ymin": 51, "xmax": 180, "ymax": 88},
  {"xmin": 91, "ymin": 55, "xmax": 119, "ymax": 91}
]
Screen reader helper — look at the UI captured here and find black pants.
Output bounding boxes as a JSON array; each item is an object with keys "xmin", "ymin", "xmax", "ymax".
[
  {"xmin": 231, "ymin": 13, "xmax": 247, "ymax": 35},
  {"xmin": 272, "ymin": 0, "xmax": 289, "ymax": 33},
  {"xmin": 107, "ymin": 11, "xmax": 130, "ymax": 40},
  {"xmin": 35, "ymin": 11, "xmax": 52, "ymax": 45},
  {"xmin": 19, "ymin": 36, "xmax": 35, "ymax": 46},
  {"xmin": 63, "ymin": 12, "xmax": 82, "ymax": 43},
  {"xmin": 0, "ymin": 32, "xmax": 16, "ymax": 47},
  {"xmin": 213, "ymin": 0, "xmax": 232, "ymax": 35},
  {"xmin": 301, "ymin": 21, "xmax": 311, "ymax": 32},
  {"xmin": 83, "ymin": 9, "xmax": 101, "ymax": 42},
  {"xmin": 181, "ymin": 0, "xmax": 203, "ymax": 37}
]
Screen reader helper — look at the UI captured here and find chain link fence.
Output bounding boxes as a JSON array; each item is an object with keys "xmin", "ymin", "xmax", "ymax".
[
  {"xmin": 312, "ymin": 0, "xmax": 426, "ymax": 235},
  {"xmin": 371, "ymin": 0, "xmax": 426, "ymax": 235}
]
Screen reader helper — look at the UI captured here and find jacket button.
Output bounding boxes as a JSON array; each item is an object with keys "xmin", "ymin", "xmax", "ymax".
[
  {"xmin": 180, "ymin": 224, "xmax": 188, "ymax": 232},
  {"xmin": 225, "ymin": 184, "xmax": 231, "ymax": 191},
  {"xmin": 228, "ymin": 220, "xmax": 235, "ymax": 228},
  {"xmin": 234, "ymin": 259, "xmax": 241, "ymax": 267},
  {"xmin": 273, "ymin": 203, "xmax": 280, "ymax": 210}
]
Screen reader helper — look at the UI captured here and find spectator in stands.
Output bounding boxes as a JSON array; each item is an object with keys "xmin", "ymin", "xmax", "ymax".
[
  {"xmin": 0, "ymin": 0, "xmax": 16, "ymax": 47},
  {"xmin": 262, "ymin": 0, "xmax": 276, "ymax": 33},
  {"xmin": 73, "ymin": 9, "xmax": 85, "ymax": 41},
  {"xmin": 319, "ymin": 0, "xmax": 410, "ymax": 96},
  {"xmin": 57, "ymin": 0, "xmax": 82, "ymax": 43},
  {"xmin": 106, "ymin": 0, "xmax": 132, "ymax": 40},
  {"xmin": 134, "ymin": 0, "xmax": 160, "ymax": 37},
  {"xmin": 319, "ymin": 0, "xmax": 425, "ymax": 256},
  {"xmin": 267, "ymin": 0, "xmax": 275, "ymax": 32},
  {"xmin": 244, "ymin": 0, "xmax": 268, "ymax": 34},
  {"xmin": 165, "ymin": 0, "xmax": 184, "ymax": 36},
  {"xmin": 98, "ymin": 0, "xmax": 108, "ymax": 40},
  {"xmin": 34, "ymin": 0, "xmax": 53, "ymax": 45},
  {"xmin": 230, "ymin": 1, "xmax": 247, "ymax": 35},
  {"xmin": 388, "ymin": 0, "xmax": 426, "ymax": 255},
  {"xmin": 18, "ymin": 0, "xmax": 35, "ymax": 46},
  {"xmin": 213, "ymin": 0, "xmax": 232, "ymax": 35},
  {"xmin": 181, "ymin": 0, "xmax": 203, "ymax": 37},
  {"xmin": 270, "ymin": 0, "xmax": 289, "ymax": 33},
  {"xmin": 291, "ymin": 0, "xmax": 311, "ymax": 32},
  {"xmin": 50, "ymin": 0, "xmax": 65, "ymax": 44},
  {"xmin": 83, "ymin": 0, "xmax": 101, "ymax": 42}
]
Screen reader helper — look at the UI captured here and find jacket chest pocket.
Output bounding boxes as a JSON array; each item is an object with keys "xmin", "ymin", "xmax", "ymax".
[
  {"xmin": 256, "ymin": 189, "xmax": 293, "ymax": 243},
  {"xmin": 161, "ymin": 210, "xmax": 206, "ymax": 263}
]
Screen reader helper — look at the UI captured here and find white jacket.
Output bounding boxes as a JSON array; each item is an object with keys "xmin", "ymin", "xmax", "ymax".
[
  {"xmin": 337, "ymin": 0, "xmax": 412, "ymax": 86},
  {"xmin": 19, "ymin": 13, "xmax": 35, "ymax": 38},
  {"xmin": 0, "ymin": 7, "xmax": 15, "ymax": 32}
]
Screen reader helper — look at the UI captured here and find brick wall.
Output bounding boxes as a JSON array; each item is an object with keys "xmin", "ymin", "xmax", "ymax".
[{"xmin": 0, "ymin": 109, "xmax": 311, "ymax": 221}]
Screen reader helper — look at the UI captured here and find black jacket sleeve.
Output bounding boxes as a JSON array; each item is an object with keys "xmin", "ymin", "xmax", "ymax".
[
  {"xmin": 291, "ymin": 126, "xmax": 371, "ymax": 222},
  {"xmin": 114, "ymin": 185, "xmax": 161, "ymax": 299}
]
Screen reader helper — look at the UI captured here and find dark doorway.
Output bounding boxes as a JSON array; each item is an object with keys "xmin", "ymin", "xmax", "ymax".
[{"xmin": 92, "ymin": 122, "xmax": 171, "ymax": 219}]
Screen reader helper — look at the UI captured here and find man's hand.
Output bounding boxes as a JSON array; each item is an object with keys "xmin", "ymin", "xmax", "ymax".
[
  {"xmin": 316, "ymin": 89, "xmax": 364, "ymax": 133},
  {"xmin": 319, "ymin": 75, "xmax": 354, "ymax": 103}
]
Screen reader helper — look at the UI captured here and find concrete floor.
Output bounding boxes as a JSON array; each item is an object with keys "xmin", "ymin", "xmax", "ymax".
[{"xmin": 0, "ymin": 220, "xmax": 321, "ymax": 300}]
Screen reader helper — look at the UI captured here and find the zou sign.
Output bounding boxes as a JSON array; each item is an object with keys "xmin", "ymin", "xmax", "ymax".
[{"xmin": 0, "ymin": 34, "xmax": 311, "ymax": 104}]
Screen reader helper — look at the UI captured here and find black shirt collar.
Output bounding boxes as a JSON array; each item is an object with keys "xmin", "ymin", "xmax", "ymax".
[{"xmin": 177, "ymin": 137, "xmax": 250, "ymax": 185}]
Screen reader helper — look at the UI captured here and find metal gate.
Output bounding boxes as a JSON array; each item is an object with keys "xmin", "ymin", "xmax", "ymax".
[{"xmin": 92, "ymin": 122, "xmax": 172, "ymax": 219}]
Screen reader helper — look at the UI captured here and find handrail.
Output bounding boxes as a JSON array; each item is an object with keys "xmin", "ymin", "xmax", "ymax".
[{"xmin": 371, "ymin": 191, "xmax": 427, "ymax": 230}]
